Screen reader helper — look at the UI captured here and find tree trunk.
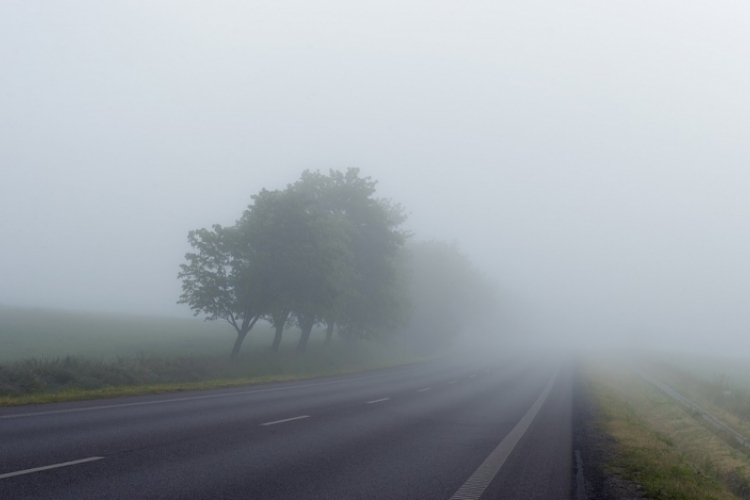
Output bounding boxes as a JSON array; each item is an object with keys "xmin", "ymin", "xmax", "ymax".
[
  {"xmin": 297, "ymin": 319, "xmax": 314, "ymax": 352},
  {"xmin": 230, "ymin": 329, "xmax": 248, "ymax": 359},
  {"xmin": 271, "ymin": 323, "xmax": 284, "ymax": 352},
  {"xmin": 324, "ymin": 320, "xmax": 335, "ymax": 347},
  {"xmin": 229, "ymin": 314, "xmax": 260, "ymax": 359},
  {"xmin": 270, "ymin": 309, "xmax": 290, "ymax": 352}
]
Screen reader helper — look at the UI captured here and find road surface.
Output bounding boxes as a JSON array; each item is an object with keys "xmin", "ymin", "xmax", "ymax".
[{"xmin": 0, "ymin": 355, "xmax": 573, "ymax": 499}]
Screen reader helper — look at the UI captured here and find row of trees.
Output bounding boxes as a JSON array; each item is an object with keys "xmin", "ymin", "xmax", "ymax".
[
  {"xmin": 401, "ymin": 240, "xmax": 497, "ymax": 349},
  {"xmin": 178, "ymin": 169, "xmax": 410, "ymax": 357}
]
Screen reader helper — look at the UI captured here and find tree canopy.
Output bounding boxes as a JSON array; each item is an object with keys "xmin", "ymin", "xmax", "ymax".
[
  {"xmin": 179, "ymin": 168, "xmax": 497, "ymax": 357},
  {"xmin": 178, "ymin": 168, "xmax": 409, "ymax": 356},
  {"xmin": 177, "ymin": 224, "xmax": 266, "ymax": 358}
]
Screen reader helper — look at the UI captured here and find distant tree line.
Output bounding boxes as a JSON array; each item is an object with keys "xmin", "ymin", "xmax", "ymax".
[
  {"xmin": 400, "ymin": 240, "xmax": 496, "ymax": 350},
  {"xmin": 178, "ymin": 169, "xmax": 495, "ymax": 358}
]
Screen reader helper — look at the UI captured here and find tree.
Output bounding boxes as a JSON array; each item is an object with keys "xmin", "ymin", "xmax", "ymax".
[
  {"xmin": 237, "ymin": 189, "xmax": 297, "ymax": 353},
  {"xmin": 238, "ymin": 186, "xmax": 355, "ymax": 352},
  {"xmin": 290, "ymin": 168, "xmax": 410, "ymax": 343},
  {"xmin": 178, "ymin": 168, "xmax": 409, "ymax": 356},
  {"xmin": 402, "ymin": 241, "xmax": 496, "ymax": 351},
  {"xmin": 178, "ymin": 224, "xmax": 265, "ymax": 359}
]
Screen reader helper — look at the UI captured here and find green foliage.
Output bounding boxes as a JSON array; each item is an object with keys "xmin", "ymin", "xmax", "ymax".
[
  {"xmin": 178, "ymin": 168, "xmax": 410, "ymax": 355},
  {"xmin": 178, "ymin": 224, "xmax": 265, "ymax": 357},
  {"xmin": 290, "ymin": 168, "xmax": 410, "ymax": 340}
]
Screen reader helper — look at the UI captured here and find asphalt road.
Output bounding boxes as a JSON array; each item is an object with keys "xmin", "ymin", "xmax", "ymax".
[{"xmin": 0, "ymin": 355, "xmax": 573, "ymax": 500}]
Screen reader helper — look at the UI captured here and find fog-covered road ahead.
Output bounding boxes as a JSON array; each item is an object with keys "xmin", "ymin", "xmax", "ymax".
[{"xmin": 0, "ymin": 357, "xmax": 572, "ymax": 499}]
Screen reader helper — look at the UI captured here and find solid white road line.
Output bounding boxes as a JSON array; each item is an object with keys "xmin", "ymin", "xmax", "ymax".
[
  {"xmin": 366, "ymin": 398, "xmax": 390, "ymax": 404},
  {"xmin": 260, "ymin": 415, "xmax": 310, "ymax": 426},
  {"xmin": 0, "ymin": 457, "xmax": 104, "ymax": 480},
  {"xmin": 449, "ymin": 368, "xmax": 560, "ymax": 500},
  {"xmin": 417, "ymin": 388, "xmax": 431, "ymax": 392}
]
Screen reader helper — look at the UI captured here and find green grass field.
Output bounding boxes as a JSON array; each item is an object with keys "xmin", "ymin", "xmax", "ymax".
[
  {"xmin": 0, "ymin": 306, "xmax": 422, "ymax": 405},
  {"xmin": 0, "ymin": 306, "xmax": 304, "ymax": 362}
]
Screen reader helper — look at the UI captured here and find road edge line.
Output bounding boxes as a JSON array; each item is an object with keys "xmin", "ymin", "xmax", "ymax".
[{"xmin": 449, "ymin": 367, "xmax": 560, "ymax": 500}]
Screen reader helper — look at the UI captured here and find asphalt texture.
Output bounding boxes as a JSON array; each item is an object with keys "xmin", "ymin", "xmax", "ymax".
[{"xmin": 0, "ymin": 355, "xmax": 573, "ymax": 500}]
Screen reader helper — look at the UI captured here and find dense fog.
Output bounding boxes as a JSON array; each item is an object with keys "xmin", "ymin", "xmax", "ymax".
[{"xmin": 2, "ymin": 1, "xmax": 750, "ymax": 354}]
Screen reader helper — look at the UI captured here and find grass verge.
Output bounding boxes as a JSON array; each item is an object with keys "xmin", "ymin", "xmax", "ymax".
[
  {"xmin": 0, "ymin": 342, "xmax": 432, "ymax": 407},
  {"xmin": 641, "ymin": 357, "xmax": 750, "ymax": 444},
  {"xmin": 586, "ymin": 360, "xmax": 750, "ymax": 499}
]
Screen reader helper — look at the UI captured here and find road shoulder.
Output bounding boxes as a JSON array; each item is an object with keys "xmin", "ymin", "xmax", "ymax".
[
  {"xmin": 573, "ymin": 365, "xmax": 647, "ymax": 500},
  {"xmin": 578, "ymin": 360, "xmax": 750, "ymax": 500}
]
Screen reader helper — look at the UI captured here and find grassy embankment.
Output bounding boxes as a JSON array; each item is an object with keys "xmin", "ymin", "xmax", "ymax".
[
  {"xmin": 642, "ymin": 354, "xmax": 750, "ymax": 443},
  {"xmin": 586, "ymin": 359, "xmax": 750, "ymax": 499},
  {"xmin": 0, "ymin": 307, "xmax": 426, "ymax": 406}
]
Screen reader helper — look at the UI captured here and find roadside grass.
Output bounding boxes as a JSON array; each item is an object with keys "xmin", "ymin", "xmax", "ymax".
[
  {"xmin": 0, "ymin": 341, "xmax": 428, "ymax": 406},
  {"xmin": 587, "ymin": 361, "xmax": 750, "ymax": 499},
  {"xmin": 641, "ymin": 355, "xmax": 750, "ymax": 440},
  {"xmin": 0, "ymin": 306, "xmax": 430, "ymax": 407}
]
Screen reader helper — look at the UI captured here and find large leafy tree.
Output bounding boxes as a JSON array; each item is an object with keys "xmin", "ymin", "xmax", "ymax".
[
  {"xmin": 291, "ymin": 168, "xmax": 410, "ymax": 343},
  {"xmin": 239, "ymin": 186, "xmax": 355, "ymax": 352},
  {"xmin": 178, "ymin": 224, "xmax": 266, "ymax": 358},
  {"xmin": 179, "ymin": 168, "xmax": 408, "ymax": 356}
]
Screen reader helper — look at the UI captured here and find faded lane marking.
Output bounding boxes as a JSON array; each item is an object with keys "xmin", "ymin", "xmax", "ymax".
[
  {"xmin": 260, "ymin": 415, "xmax": 310, "ymax": 426},
  {"xmin": 417, "ymin": 388, "xmax": 431, "ymax": 392},
  {"xmin": 0, "ymin": 457, "xmax": 104, "ymax": 480},
  {"xmin": 366, "ymin": 398, "xmax": 390, "ymax": 404}
]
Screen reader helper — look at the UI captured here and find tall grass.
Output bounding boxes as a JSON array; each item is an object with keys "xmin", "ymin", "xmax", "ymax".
[
  {"xmin": 0, "ymin": 341, "xmax": 416, "ymax": 401},
  {"xmin": 587, "ymin": 361, "xmax": 749, "ymax": 500}
]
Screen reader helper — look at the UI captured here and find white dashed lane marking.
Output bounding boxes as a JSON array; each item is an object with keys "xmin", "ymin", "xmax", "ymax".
[
  {"xmin": 260, "ymin": 415, "xmax": 310, "ymax": 426},
  {"xmin": 0, "ymin": 457, "xmax": 104, "ymax": 480}
]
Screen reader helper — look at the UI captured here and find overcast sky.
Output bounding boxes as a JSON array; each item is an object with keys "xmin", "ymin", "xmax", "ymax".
[{"xmin": 2, "ymin": 1, "xmax": 750, "ymax": 352}]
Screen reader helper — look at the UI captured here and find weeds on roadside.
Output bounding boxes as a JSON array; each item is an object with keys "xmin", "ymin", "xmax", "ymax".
[
  {"xmin": 588, "ymin": 363, "xmax": 743, "ymax": 500},
  {"xmin": 0, "ymin": 342, "xmax": 425, "ymax": 405}
]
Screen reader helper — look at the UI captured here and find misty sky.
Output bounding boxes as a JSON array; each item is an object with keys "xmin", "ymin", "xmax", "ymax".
[{"xmin": 2, "ymin": 1, "xmax": 750, "ymax": 352}]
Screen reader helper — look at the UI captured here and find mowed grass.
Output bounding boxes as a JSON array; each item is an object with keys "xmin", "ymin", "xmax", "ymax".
[
  {"xmin": 0, "ymin": 306, "xmax": 423, "ymax": 406},
  {"xmin": 587, "ymin": 361, "xmax": 750, "ymax": 500}
]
